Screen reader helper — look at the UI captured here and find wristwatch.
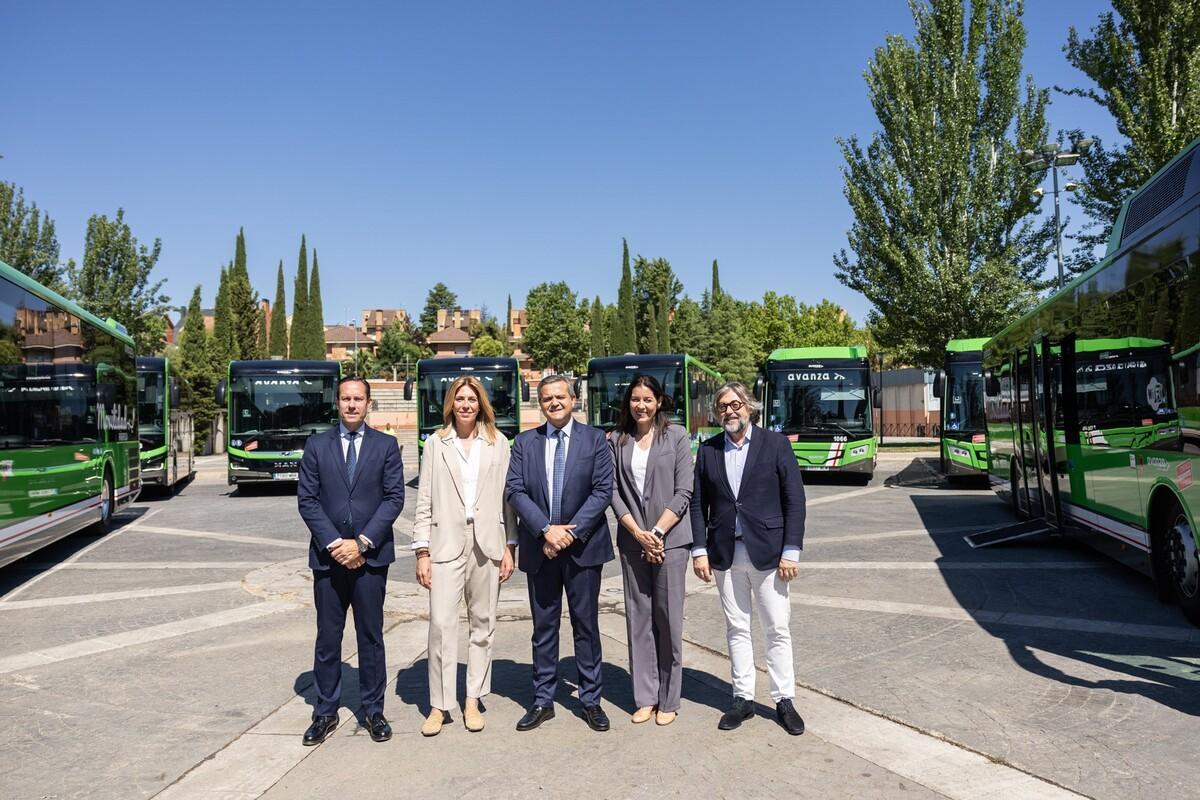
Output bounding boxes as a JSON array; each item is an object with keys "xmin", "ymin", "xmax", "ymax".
[
  {"xmin": 651, "ymin": 526, "xmax": 665, "ymax": 540},
  {"xmin": 541, "ymin": 523, "xmax": 552, "ymax": 535},
  {"xmin": 356, "ymin": 536, "xmax": 371, "ymax": 553}
]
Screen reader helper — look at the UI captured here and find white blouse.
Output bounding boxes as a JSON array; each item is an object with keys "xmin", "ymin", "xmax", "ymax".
[
  {"xmin": 451, "ymin": 435, "xmax": 482, "ymax": 523},
  {"xmin": 631, "ymin": 441, "xmax": 650, "ymax": 498}
]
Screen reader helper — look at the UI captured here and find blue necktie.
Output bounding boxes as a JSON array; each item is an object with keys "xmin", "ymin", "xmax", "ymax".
[
  {"xmin": 550, "ymin": 428, "xmax": 566, "ymax": 524},
  {"xmin": 345, "ymin": 430, "xmax": 358, "ymax": 484}
]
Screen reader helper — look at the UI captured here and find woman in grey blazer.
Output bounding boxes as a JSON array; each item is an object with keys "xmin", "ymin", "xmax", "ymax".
[{"xmin": 609, "ymin": 374, "xmax": 693, "ymax": 726}]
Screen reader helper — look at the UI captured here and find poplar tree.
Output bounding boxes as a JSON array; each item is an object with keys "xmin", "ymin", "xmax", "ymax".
[
  {"xmin": 1059, "ymin": 0, "xmax": 1200, "ymax": 268},
  {"xmin": 0, "ymin": 182, "xmax": 64, "ymax": 290},
  {"xmin": 308, "ymin": 249, "xmax": 326, "ymax": 360},
  {"xmin": 834, "ymin": 0, "xmax": 1054, "ymax": 367},
  {"xmin": 290, "ymin": 235, "xmax": 309, "ymax": 359},
  {"xmin": 269, "ymin": 260, "xmax": 288, "ymax": 357}
]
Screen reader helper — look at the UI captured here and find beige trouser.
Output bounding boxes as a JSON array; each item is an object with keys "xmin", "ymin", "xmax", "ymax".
[{"xmin": 427, "ymin": 530, "xmax": 501, "ymax": 711}]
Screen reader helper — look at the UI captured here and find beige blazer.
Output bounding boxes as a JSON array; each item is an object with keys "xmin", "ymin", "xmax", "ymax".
[{"xmin": 413, "ymin": 429, "xmax": 516, "ymax": 563}]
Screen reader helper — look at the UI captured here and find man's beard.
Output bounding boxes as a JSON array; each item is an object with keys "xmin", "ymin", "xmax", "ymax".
[{"xmin": 723, "ymin": 416, "xmax": 748, "ymax": 434}]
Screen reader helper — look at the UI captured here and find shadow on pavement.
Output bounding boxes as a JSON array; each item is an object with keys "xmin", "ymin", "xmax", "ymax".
[{"xmin": 910, "ymin": 491, "xmax": 1200, "ymax": 717}]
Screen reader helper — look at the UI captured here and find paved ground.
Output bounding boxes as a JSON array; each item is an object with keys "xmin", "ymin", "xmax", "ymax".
[{"xmin": 0, "ymin": 451, "xmax": 1196, "ymax": 799}]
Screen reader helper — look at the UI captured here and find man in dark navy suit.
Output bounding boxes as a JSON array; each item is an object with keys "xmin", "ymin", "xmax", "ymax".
[
  {"xmin": 298, "ymin": 375, "xmax": 404, "ymax": 745},
  {"xmin": 506, "ymin": 375, "xmax": 614, "ymax": 732},
  {"xmin": 690, "ymin": 381, "xmax": 807, "ymax": 736}
]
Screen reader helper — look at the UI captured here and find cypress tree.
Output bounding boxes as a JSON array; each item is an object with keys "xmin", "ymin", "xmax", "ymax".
[
  {"xmin": 229, "ymin": 228, "xmax": 261, "ymax": 359},
  {"xmin": 290, "ymin": 235, "xmax": 309, "ymax": 359},
  {"xmin": 257, "ymin": 304, "xmax": 269, "ymax": 357},
  {"xmin": 657, "ymin": 291, "xmax": 671, "ymax": 353},
  {"xmin": 589, "ymin": 295, "xmax": 607, "ymax": 357},
  {"xmin": 646, "ymin": 305, "xmax": 660, "ymax": 354},
  {"xmin": 269, "ymin": 260, "xmax": 288, "ymax": 357},
  {"xmin": 614, "ymin": 238, "xmax": 636, "ymax": 354},
  {"xmin": 178, "ymin": 285, "xmax": 218, "ymax": 453},
  {"xmin": 506, "ymin": 293, "xmax": 513, "ymax": 338},
  {"xmin": 308, "ymin": 249, "xmax": 326, "ymax": 361},
  {"xmin": 711, "ymin": 259, "xmax": 721, "ymax": 298},
  {"xmin": 212, "ymin": 265, "xmax": 237, "ymax": 367}
]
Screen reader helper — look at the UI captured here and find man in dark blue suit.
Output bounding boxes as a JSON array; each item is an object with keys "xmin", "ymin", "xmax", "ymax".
[
  {"xmin": 297, "ymin": 376, "xmax": 404, "ymax": 745},
  {"xmin": 506, "ymin": 375, "xmax": 614, "ymax": 732},
  {"xmin": 690, "ymin": 381, "xmax": 807, "ymax": 736}
]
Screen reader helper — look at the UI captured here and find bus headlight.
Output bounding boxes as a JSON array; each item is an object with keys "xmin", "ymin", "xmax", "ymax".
[{"xmin": 849, "ymin": 445, "xmax": 869, "ymax": 457}]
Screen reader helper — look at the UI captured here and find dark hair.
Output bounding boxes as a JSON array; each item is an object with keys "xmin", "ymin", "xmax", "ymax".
[
  {"xmin": 616, "ymin": 373, "xmax": 672, "ymax": 445},
  {"xmin": 338, "ymin": 375, "xmax": 371, "ymax": 399}
]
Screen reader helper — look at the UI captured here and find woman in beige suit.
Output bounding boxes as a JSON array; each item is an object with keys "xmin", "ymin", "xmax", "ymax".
[{"xmin": 413, "ymin": 375, "xmax": 516, "ymax": 735}]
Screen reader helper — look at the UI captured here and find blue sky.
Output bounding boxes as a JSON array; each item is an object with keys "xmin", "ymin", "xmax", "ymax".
[{"xmin": 1, "ymin": 1, "xmax": 1116, "ymax": 328}]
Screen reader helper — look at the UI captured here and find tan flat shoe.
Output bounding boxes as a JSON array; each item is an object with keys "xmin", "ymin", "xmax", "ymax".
[
  {"xmin": 464, "ymin": 703, "xmax": 486, "ymax": 732},
  {"xmin": 631, "ymin": 706, "xmax": 655, "ymax": 724},
  {"xmin": 655, "ymin": 710, "xmax": 677, "ymax": 726},
  {"xmin": 421, "ymin": 709, "xmax": 449, "ymax": 737}
]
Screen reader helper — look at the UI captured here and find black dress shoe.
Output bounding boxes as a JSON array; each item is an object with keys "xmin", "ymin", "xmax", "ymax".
[
  {"xmin": 717, "ymin": 697, "xmax": 754, "ymax": 731},
  {"xmin": 516, "ymin": 704, "xmax": 555, "ymax": 731},
  {"xmin": 303, "ymin": 715, "xmax": 338, "ymax": 745},
  {"xmin": 366, "ymin": 712, "xmax": 392, "ymax": 742},
  {"xmin": 581, "ymin": 704, "xmax": 610, "ymax": 732},
  {"xmin": 775, "ymin": 699, "xmax": 805, "ymax": 735}
]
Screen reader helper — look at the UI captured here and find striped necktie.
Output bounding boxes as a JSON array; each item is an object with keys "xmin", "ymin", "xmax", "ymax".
[
  {"xmin": 550, "ymin": 428, "xmax": 566, "ymax": 524},
  {"xmin": 345, "ymin": 430, "xmax": 358, "ymax": 484}
]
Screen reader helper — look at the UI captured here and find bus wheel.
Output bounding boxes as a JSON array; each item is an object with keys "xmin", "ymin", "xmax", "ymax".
[
  {"xmin": 1162, "ymin": 500, "xmax": 1200, "ymax": 625},
  {"xmin": 95, "ymin": 471, "xmax": 115, "ymax": 534}
]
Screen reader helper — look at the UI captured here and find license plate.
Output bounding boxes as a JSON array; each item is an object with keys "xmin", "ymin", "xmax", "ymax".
[{"xmin": 274, "ymin": 472, "xmax": 299, "ymax": 481}]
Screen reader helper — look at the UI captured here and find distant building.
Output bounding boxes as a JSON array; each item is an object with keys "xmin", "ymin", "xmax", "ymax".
[
  {"xmin": 506, "ymin": 307, "xmax": 538, "ymax": 385},
  {"xmin": 427, "ymin": 326, "xmax": 472, "ymax": 358},
  {"xmin": 325, "ymin": 324, "xmax": 376, "ymax": 362},
  {"xmin": 436, "ymin": 307, "xmax": 481, "ymax": 333},
  {"xmin": 360, "ymin": 308, "xmax": 410, "ymax": 340}
]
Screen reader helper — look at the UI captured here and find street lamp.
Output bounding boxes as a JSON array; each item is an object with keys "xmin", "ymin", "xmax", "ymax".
[{"xmin": 1023, "ymin": 136, "xmax": 1093, "ymax": 290}]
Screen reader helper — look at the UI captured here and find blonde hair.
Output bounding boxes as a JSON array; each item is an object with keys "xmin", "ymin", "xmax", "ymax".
[{"xmin": 440, "ymin": 375, "xmax": 499, "ymax": 443}]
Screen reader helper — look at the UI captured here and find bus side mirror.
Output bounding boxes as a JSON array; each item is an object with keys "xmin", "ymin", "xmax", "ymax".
[
  {"xmin": 170, "ymin": 378, "xmax": 181, "ymax": 407},
  {"xmin": 872, "ymin": 390, "xmax": 882, "ymax": 410},
  {"xmin": 754, "ymin": 374, "xmax": 764, "ymax": 398},
  {"xmin": 215, "ymin": 379, "xmax": 226, "ymax": 406},
  {"xmin": 403, "ymin": 378, "xmax": 413, "ymax": 401},
  {"xmin": 932, "ymin": 370, "xmax": 944, "ymax": 399}
]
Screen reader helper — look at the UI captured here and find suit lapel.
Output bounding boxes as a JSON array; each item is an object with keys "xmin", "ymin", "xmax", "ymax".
[
  {"xmin": 531, "ymin": 424, "xmax": 549, "ymax": 512},
  {"xmin": 736, "ymin": 426, "xmax": 765, "ymax": 499},
  {"xmin": 561, "ymin": 423, "xmax": 583, "ymax": 502},
  {"xmin": 331, "ymin": 428, "xmax": 351, "ymax": 491},
  {"xmin": 712, "ymin": 433, "xmax": 734, "ymax": 499},
  {"xmin": 348, "ymin": 426, "xmax": 369, "ymax": 492},
  {"xmin": 439, "ymin": 434, "xmax": 466, "ymax": 504},
  {"xmin": 621, "ymin": 435, "xmax": 643, "ymax": 515}
]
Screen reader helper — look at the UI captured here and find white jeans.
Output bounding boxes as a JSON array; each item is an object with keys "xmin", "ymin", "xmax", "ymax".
[{"xmin": 714, "ymin": 541, "xmax": 795, "ymax": 702}]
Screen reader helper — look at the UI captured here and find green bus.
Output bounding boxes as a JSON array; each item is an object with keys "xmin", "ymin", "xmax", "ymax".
[
  {"xmin": 218, "ymin": 359, "xmax": 340, "ymax": 485},
  {"xmin": 0, "ymin": 259, "xmax": 139, "ymax": 568},
  {"xmin": 758, "ymin": 346, "xmax": 878, "ymax": 481},
  {"xmin": 137, "ymin": 356, "xmax": 194, "ymax": 491},
  {"xmin": 415, "ymin": 357, "xmax": 522, "ymax": 454},
  {"xmin": 934, "ymin": 338, "xmax": 990, "ymax": 478},
  {"xmin": 586, "ymin": 354, "xmax": 722, "ymax": 449},
  {"xmin": 982, "ymin": 135, "xmax": 1200, "ymax": 623}
]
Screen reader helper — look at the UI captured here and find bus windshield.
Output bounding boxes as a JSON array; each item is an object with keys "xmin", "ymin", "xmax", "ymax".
[
  {"xmin": 137, "ymin": 370, "xmax": 165, "ymax": 450},
  {"xmin": 418, "ymin": 369, "xmax": 519, "ymax": 431},
  {"xmin": 765, "ymin": 368, "xmax": 870, "ymax": 434},
  {"xmin": 230, "ymin": 375, "xmax": 338, "ymax": 441},
  {"xmin": 1076, "ymin": 348, "xmax": 1176, "ymax": 429},
  {"xmin": 944, "ymin": 361, "xmax": 985, "ymax": 433},
  {"xmin": 0, "ymin": 364, "xmax": 99, "ymax": 447},
  {"xmin": 587, "ymin": 366, "xmax": 685, "ymax": 430}
]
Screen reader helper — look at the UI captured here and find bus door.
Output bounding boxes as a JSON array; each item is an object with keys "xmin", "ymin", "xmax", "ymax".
[
  {"xmin": 1029, "ymin": 337, "xmax": 1064, "ymax": 531},
  {"xmin": 1014, "ymin": 350, "xmax": 1042, "ymax": 518}
]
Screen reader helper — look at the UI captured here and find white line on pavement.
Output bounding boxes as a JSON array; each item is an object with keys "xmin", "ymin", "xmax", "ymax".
[
  {"xmin": 0, "ymin": 600, "xmax": 294, "ymax": 675},
  {"xmin": 796, "ymin": 561, "xmax": 1104, "ymax": 570},
  {"xmin": 812, "ymin": 525, "xmax": 977, "ymax": 543},
  {"xmin": 135, "ymin": 525, "xmax": 307, "ymax": 549},
  {"xmin": 0, "ymin": 581, "xmax": 243, "ymax": 611},
  {"xmin": 20, "ymin": 561, "xmax": 265, "ymax": 571},
  {"xmin": 787, "ymin": 592, "xmax": 1200, "ymax": 643},
  {"xmin": 807, "ymin": 485, "xmax": 892, "ymax": 506},
  {"xmin": 0, "ymin": 507, "xmax": 164, "ymax": 604}
]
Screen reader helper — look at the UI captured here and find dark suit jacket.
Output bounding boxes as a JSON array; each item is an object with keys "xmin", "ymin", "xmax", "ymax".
[
  {"xmin": 298, "ymin": 425, "xmax": 405, "ymax": 571},
  {"xmin": 609, "ymin": 424, "xmax": 694, "ymax": 553},
  {"xmin": 506, "ymin": 421, "xmax": 614, "ymax": 573},
  {"xmin": 689, "ymin": 425, "xmax": 805, "ymax": 571}
]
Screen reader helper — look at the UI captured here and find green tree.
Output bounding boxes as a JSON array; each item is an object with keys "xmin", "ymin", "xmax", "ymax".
[
  {"xmin": 505, "ymin": 293, "xmax": 513, "ymax": 338},
  {"xmin": 524, "ymin": 281, "xmax": 588, "ymax": 373},
  {"xmin": 420, "ymin": 282, "xmax": 458, "ymax": 336},
  {"xmin": 632, "ymin": 255, "xmax": 682, "ymax": 354},
  {"xmin": 711, "ymin": 259, "xmax": 721, "ymax": 298},
  {"xmin": 657, "ymin": 291, "xmax": 671, "ymax": 353},
  {"xmin": 1060, "ymin": 0, "xmax": 1200, "ymax": 267},
  {"xmin": 646, "ymin": 305, "xmax": 660, "ymax": 354},
  {"xmin": 176, "ymin": 285, "xmax": 218, "ymax": 453},
  {"xmin": 612, "ymin": 239, "xmax": 637, "ymax": 354},
  {"xmin": 471, "ymin": 333, "xmax": 505, "ymax": 357},
  {"xmin": 670, "ymin": 297, "xmax": 705, "ymax": 357},
  {"xmin": 257, "ymin": 305, "xmax": 269, "ymax": 357},
  {"xmin": 211, "ymin": 265, "xmax": 237, "ymax": 366},
  {"xmin": 703, "ymin": 292, "xmax": 756, "ymax": 383},
  {"xmin": 66, "ymin": 208, "xmax": 171, "ymax": 354},
  {"xmin": 290, "ymin": 235, "xmax": 309, "ymax": 359},
  {"xmin": 376, "ymin": 318, "xmax": 423, "ymax": 378},
  {"xmin": 269, "ymin": 260, "xmax": 288, "ymax": 357},
  {"xmin": 834, "ymin": 0, "xmax": 1054, "ymax": 367},
  {"xmin": 589, "ymin": 296, "xmax": 607, "ymax": 357},
  {"xmin": 0, "ymin": 182, "xmax": 64, "ymax": 290},
  {"xmin": 228, "ymin": 228, "xmax": 261, "ymax": 359},
  {"xmin": 308, "ymin": 249, "xmax": 326, "ymax": 360},
  {"xmin": 342, "ymin": 348, "xmax": 377, "ymax": 379}
]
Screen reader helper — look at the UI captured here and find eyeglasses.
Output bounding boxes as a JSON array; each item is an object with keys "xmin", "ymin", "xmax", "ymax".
[{"xmin": 716, "ymin": 400, "xmax": 746, "ymax": 413}]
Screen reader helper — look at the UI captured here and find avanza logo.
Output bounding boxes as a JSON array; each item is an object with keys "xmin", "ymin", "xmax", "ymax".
[{"xmin": 100, "ymin": 402, "xmax": 133, "ymax": 432}]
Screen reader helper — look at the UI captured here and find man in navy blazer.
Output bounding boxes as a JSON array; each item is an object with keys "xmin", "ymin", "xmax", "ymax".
[
  {"xmin": 690, "ymin": 381, "xmax": 807, "ymax": 736},
  {"xmin": 506, "ymin": 374, "xmax": 614, "ymax": 732},
  {"xmin": 297, "ymin": 376, "xmax": 404, "ymax": 746}
]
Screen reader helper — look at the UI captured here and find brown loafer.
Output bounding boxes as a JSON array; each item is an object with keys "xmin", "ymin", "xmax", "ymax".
[
  {"xmin": 421, "ymin": 709, "xmax": 451, "ymax": 737},
  {"xmin": 464, "ymin": 702, "xmax": 486, "ymax": 732},
  {"xmin": 631, "ymin": 706, "xmax": 654, "ymax": 724},
  {"xmin": 655, "ymin": 710, "xmax": 677, "ymax": 726}
]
